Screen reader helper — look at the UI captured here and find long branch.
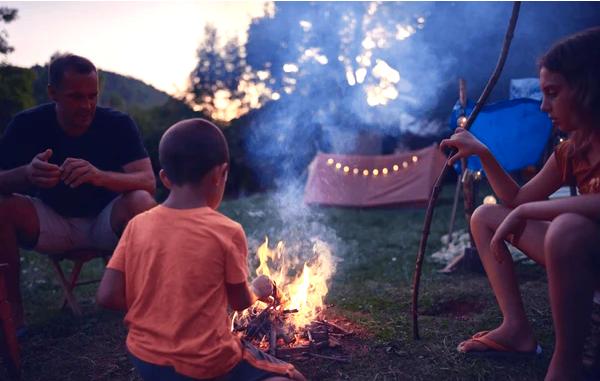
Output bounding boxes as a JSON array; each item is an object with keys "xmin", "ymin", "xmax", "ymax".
[{"xmin": 410, "ymin": 1, "xmax": 521, "ymax": 340}]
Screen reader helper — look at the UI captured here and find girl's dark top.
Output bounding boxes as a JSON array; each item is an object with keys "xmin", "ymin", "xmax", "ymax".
[{"xmin": 0, "ymin": 103, "xmax": 148, "ymax": 218}]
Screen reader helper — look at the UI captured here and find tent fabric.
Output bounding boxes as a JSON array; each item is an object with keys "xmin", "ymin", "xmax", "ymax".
[
  {"xmin": 304, "ymin": 145, "xmax": 447, "ymax": 207},
  {"xmin": 449, "ymin": 98, "xmax": 552, "ymax": 173}
]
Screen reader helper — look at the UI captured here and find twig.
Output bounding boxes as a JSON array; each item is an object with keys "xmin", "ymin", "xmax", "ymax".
[
  {"xmin": 411, "ymin": 1, "xmax": 521, "ymax": 340},
  {"xmin": 308, "ymin": 353, "xmax": 351, "ymax": 363},
  {"xmin": 316, "ymin": 319, "xmax": 352, "ymax": 335}
]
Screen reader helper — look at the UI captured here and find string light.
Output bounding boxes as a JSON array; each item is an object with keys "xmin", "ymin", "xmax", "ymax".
[{"xmin": 325, "ymin": 156, "xmax": 419, "ymax": 178}]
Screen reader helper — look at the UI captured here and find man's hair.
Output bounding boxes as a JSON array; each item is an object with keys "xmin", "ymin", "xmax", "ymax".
[
  {"xmin": 159, "ymin": 118, "xmax": 229, "ymax": 186},
  {"xmin": 539, "ymin": 27, "xmax": 600, "ymax": 123},
  {"xmin": 48, "ymin": 53, "xmax": 97, "ymax": 88}
]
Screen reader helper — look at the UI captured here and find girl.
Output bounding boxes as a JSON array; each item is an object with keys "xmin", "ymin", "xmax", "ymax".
[{"xmin": 440, "ymin": 27, "xmax": 600, "ymax": 381}]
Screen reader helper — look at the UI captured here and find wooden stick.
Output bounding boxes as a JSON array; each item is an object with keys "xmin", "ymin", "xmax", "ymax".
[
  {"xmin": 308, "ymin": 353, "xmax": 351, "ymax": 363},
  {"xmin": 411, "ymin": 2, "xmax": 521, "ymax": 340}
]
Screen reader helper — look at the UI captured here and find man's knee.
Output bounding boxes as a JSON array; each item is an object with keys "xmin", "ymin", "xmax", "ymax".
[
  {"xmin": 120, "ymin": 190, "xmax": 156, "ymax": 217},
  {"xmin": 545, "ymin": 213, "xmax": 596, "ymax": 263},
  {"xmin": 0, "ymin": 194, "xmax": 39, "ymax": 245}
]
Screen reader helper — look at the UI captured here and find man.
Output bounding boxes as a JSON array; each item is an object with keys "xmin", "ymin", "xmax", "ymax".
[{"xmin": 0, "ymin": 54, "xmax": 156, "ymax": 330}]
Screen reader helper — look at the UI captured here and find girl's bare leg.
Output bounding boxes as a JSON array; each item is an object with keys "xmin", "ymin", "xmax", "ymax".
[
  {"xmin": 459, "ymin": 204, "xmax": 548, "ymax": 353},
  {"xmin": 544, "ymin": 213, "xmax": 600, "ymax": 381}
]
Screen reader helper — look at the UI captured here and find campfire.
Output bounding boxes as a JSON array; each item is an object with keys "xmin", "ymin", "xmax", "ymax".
[{"xmin": 232, "ymin": 237, "xmax": 351, "ymax": 362}]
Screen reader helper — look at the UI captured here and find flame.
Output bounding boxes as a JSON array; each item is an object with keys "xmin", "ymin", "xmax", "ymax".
[{"xmin": 252, "ymin": 237, "xmax": 335, "ymax": 328}]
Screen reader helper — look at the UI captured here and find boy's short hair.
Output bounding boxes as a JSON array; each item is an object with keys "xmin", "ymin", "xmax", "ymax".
[
  {"xmin": 159, "ymin": 118, "xmax": 229, "ymax": 186},
  {"xmin": 49, "ymin": 53, "xmax": 97, "ymax": 88}
]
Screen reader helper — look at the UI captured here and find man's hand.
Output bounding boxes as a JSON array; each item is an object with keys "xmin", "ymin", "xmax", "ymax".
[
  {"xmin": 60, "ymin": 158, "xmax": 103, "ymax": 188},
  {"xmin": 26, "ymin": 149, "xmax": 61, "ymax": 188},
  {"xmin": 490, "ymin": 206, "xmax": 527, "ymax": 264}
]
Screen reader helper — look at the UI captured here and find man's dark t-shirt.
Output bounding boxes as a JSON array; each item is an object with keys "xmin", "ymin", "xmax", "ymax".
[{"xmin": 0, "ymin": 103, "xmax": 148, "ymax": 218}]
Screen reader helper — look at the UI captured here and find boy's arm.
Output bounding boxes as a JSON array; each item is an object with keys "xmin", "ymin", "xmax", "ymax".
[
  {"xmin": 226, "ymin": 276, "xmax": 275, "ymax": 312},
  {"xmin": 96, "ymin": 268, "xmax": 127, "ymax": 311},
  {"xmin": 226, "ymin": 282, "xmax": 257, "ymax": 312}
]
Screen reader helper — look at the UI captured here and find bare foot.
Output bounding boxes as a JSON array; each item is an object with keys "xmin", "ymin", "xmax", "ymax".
[{"xmin": 457, "ymin": 323, "xmax": 537, "ymax": 353}]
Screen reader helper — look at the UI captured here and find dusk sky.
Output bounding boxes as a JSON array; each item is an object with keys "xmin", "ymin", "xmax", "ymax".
[{"xmin": 2, "ymin": 1, "xmax": 269, "ymax": 95}]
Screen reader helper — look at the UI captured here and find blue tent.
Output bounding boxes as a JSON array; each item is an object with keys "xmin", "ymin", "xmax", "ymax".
[{"xmin": 449, "ymin": 98, "xmax": 552, "ymax": 174}]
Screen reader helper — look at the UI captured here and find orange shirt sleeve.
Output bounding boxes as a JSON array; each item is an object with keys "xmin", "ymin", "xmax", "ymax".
[
  {"xmin": 554, "ymin": 140, "xmax": 576, "ymax": 186},
  {"xmin": 107, "ymin": 219, "xmax": 134, "ymax": 272},
  {"xmin": 225, "ymin": 225, "xmax": 249, "ymax": 284}
]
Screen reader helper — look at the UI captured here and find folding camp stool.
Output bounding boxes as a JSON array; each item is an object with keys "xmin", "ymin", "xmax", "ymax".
[
  {"xmin": 48, "ymin": 250, "xmax": 111, "ymax": 316},
  {"xmin": 0, "ymin": 263, "xmax": 20, "ymax": 379}
]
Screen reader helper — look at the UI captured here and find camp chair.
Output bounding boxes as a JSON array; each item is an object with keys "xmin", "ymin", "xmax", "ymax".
[
  {"xmin": 0, "ymin": 264, "xmax": 20, "ymax": 379},
  {"xmin": 48, "ymin": 249, "xmax": 111, "ymax": 316}
]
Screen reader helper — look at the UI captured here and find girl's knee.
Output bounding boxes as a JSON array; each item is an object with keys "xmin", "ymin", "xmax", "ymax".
[{"xmin": 470, "ymin": 203, "xmax": 506, "ymax": 232}]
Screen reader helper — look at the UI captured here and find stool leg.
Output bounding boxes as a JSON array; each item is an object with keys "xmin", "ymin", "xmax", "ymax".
[
  {"xmin": 49, "ymin": 260, "xmax": 82, "ymax": 316},
  {"xmin": 60, "ymin": 261, "xmax": 84, "ymax": 310},
  {"xmin": 0, "ymin": 300, "xmax": 20, "ymax": 378}
]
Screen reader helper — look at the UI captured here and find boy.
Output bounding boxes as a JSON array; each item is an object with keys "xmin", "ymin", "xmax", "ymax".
[{"xmin": 97, "ymin": 119, "xmax": 305, "ymax": 381}]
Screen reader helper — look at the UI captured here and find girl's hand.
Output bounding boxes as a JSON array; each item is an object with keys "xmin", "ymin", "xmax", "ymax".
[
  {"xmin": 439, "ymin": 128, "xmax": 488, "ymax": 166},
  {"xmin": 490, "ymin": 207, "xmax": 527, "ymax": 264}
]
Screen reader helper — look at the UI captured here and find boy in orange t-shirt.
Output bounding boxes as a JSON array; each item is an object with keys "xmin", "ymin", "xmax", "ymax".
[{"xmin": 97, "ymin": 119, "xmax": 305, "ymax": 381}]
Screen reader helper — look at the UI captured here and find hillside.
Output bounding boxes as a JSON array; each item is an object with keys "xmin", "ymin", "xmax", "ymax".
[{"xmin": 30, "ymin": 65, "xmax": 171, "ymax": 109}]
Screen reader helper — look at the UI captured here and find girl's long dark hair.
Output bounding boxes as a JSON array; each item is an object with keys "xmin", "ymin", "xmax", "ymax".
[{"xmin": 539, "ymin": 27, "xmax": 600, "ymax": 158}]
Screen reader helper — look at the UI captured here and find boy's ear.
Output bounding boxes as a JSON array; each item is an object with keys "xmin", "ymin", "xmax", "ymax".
[
  {"xmin": 159, "ymin": 169, "xmax": 172, "ymax": 190},
  {"xmin": 213, "ymin": 163, "xmax": 229, "ymax": 186}
]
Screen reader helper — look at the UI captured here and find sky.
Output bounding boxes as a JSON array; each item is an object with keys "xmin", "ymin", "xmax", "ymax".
[{"xmin": 2, "ymin": 1, "xmax": 269, "ymax": 95}]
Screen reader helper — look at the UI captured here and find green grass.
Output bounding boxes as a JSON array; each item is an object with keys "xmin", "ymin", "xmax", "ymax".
[{"xmin": 9, "ymin": 183, "xmax": 556, "ymax": 380}]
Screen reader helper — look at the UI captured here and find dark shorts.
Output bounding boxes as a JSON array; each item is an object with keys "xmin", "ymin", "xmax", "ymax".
[{"xmin": 129, "ymin": 340, "xmax": 296, "ymax": 381}]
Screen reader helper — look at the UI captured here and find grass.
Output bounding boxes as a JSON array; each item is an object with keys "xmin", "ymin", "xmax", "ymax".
[{"xmin": 6, "ymin": 183, "xmax": 556, "ymax": 380}]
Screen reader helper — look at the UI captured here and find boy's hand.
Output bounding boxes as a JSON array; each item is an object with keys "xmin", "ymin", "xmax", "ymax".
[{"xmin": 251, "ymin": 275, "xmax": 276, "ymax": 303}]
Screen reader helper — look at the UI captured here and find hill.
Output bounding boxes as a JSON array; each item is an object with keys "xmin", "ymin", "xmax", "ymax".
[{"xmin": 29, "ymin": 65, "xmax": 170, "ymax": 109}]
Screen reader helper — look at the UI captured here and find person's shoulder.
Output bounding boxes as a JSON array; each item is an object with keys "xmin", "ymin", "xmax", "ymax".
[
  {"xmin": 94, "ymin": 106, "xmax": 134, "ymax": 124},
  {"xmin": 205, "ymin": 208, "xmax": 244, "ymax": 233},
  {"xmin": 11, "ymin": 103, "xmax": 55, "ymax": 126}
]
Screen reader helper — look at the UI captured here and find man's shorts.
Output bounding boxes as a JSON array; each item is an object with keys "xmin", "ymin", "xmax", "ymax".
[
  {"xmin": 128, "ymin": 340, "xmax": 298, "ymax": 381},
  {"xmin": 27, "ymin": 196, "xmax": 120, "ymax": 255}
]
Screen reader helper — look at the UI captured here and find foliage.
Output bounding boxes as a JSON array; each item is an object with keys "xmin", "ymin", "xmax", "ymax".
[
  {"xmin": 0, "ymin": 7, "xmax": 17, "ymax": 55},
  {"xmin": 0, "ymin": 65, "xmax": 35, "ymax": 133}
]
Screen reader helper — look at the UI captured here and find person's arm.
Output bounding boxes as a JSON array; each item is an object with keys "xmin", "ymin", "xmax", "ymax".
[
  {"xmin": 514, "ymin": 193, "xmax": 600, "ymax": 222},
  {"xmin": 61, "ymin": 157, "xmax": 156, "ymax": 195},
  {"xmin": 0, "ymin": 149, "xmax": 61, "ymax": 195},
  {"xmin": 226, "ymin": 275, "xmax": 275, "ymax": 312},
  {"xmin": 96, "ymin": 268, "xmax": 127, "ymax": 311},
  {"xmin": 440, "ymin": 128, "xmax": 562, "ymax": 207},
  {"xmin": 226, "ymin": 282, "xmax": 257, "ymax": 312}
]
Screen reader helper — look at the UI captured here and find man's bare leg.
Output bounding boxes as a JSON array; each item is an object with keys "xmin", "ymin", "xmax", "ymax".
[
  {"xmin": 0, "ymin": 195, "xmax": 40, "ymax": 328},
  {"xmin": 109, "ymin": 190, "xmax": 156, "ymax": 235}
]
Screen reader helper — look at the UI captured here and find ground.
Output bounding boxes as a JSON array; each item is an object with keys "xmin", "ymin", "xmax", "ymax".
[{"xmin": 3, "ymin": 184, "xmax": 561, "ymax": 380}]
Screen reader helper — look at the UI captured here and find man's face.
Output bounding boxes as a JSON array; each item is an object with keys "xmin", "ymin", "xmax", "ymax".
[{"xmin": 49, "ymin": 70, "xmax": 98, "ymax": 135}]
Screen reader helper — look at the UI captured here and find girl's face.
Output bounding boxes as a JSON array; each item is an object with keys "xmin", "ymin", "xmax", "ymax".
[{"xmin": 540, "ymin": 67, "xmax": 584, "ymax": 134}]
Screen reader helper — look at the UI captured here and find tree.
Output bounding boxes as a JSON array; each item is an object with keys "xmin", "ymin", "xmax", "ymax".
[
  {"xmin": 0, "ymin": 7, "xmax": 17, "ymax": 55},
  {"xmin": 0, "ymin": 65, "xmax": 35, "ymax": 132}
]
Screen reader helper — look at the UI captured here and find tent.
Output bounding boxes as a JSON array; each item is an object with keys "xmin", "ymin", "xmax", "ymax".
[
  {"xmin": 449, "ymin": 98, "xmax": 553, "ymax": 174},
  {"xmin": 304, "ymin": 144, "xmax": 447, "ymax": 207}
]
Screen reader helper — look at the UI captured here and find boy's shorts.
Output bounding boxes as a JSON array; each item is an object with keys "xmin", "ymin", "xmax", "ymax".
[
  {"xmin": 27, "ymin": 196, "xmax": 119, "ymax": 255},
  {"xmin": 129, "ymin": 340, "xmax": 298, "ymax": 381}
]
